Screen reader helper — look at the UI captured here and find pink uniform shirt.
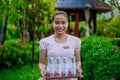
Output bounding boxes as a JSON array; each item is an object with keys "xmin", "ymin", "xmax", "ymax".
[
  {"xmin": 39, "ymin": 34, "xmax": 81, "ymax": 80},
  {"xmin": 39, "ymin": 34, "xmax": 81, "ymax": 58}
]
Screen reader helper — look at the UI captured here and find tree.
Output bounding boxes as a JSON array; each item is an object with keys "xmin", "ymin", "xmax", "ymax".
[
  {"xmin": 0, "ymin": 0, "xmax": 55, "ymax": 68},
  {"xmin": 27, "ymin": 0, "xmax": 55, "ymax": 68},
  {"xmin": 110, "ymin": 0, "xmax": 120, "ymax": 10},
  {"xmin": 0, "ymin": 0, "xmax": 8, "ymax": 45},
  {"xmin": 104, "ymin": 0, "xmax": 120, "ymax": 10}
]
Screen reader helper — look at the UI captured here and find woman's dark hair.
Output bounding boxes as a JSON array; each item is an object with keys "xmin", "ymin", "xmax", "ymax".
[{"xmin": 52, "ymin": 11, "xmax": 68, "ymax": 22}]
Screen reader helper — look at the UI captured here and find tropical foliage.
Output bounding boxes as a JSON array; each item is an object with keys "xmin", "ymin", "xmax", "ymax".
[
  {"xmin": 0, "ymin": 39, "xmax": 39, "ymax": 68},
  {"xmin": 0, "ymin": 0, "xmax": 120, "ymax": 80},
  {"xmin": 0, "ymin": 0, "xmax": 56, "ymax": 44},
  {"xmin": 97, "ymin": 11, "xmax": 120, "ymax": 37}
]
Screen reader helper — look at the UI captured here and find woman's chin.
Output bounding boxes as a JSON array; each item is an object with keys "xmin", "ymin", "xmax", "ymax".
[{"xmin": 56, "ymin": 31, "xmax": 65, "ymax": 35}]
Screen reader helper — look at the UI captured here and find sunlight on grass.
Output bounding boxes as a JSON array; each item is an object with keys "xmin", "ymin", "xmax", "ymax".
[{"xmin": 0, "ymin": 64, "xmax": 40, "ymax": 80}]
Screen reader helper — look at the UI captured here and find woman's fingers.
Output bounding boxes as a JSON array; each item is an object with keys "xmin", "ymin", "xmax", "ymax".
[
  {"xmin": 39, "ymin": 63, "xmax": 46, "ymax": 78},
  {"xmin": 76, "ymin": 67, "xmax": 84, "ymax": 78},
  {"xmin": 76, "ymin": 67, "xmax": 82, "ymax": 73},
  {"xmin": 41, "ymin": 69, "xmax": 45, "ymax": 77},
  {"xmin": 79, "ymin": 74, "xmax": 84, "ymax": 78}
]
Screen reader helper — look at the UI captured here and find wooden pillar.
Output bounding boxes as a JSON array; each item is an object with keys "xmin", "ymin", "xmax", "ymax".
[
  {"xmin": 93, "ymin": 11, "xmax": 97, "ymax": 34},
  {"xmin": 75, "ymin": 11, "xmax": 79, "ymax": 37},
  {"xmin": 89, "ymin": 18, "xmax": 92, "ymax": 29},
  {"xmin": 67, "ymin": 13, "xmax": 71, "ymax": 34}
]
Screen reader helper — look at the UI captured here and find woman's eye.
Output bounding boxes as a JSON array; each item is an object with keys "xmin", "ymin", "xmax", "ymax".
[
  {"xmin": 62, "ymin": 21, "xmax": 66, "ymax": 24},
  {"xmin": 55, "ymin": 21, "xmax": 59, "ymax": 24},
  {"xmin": 55, "ymin": 21, "xmax": 66, "ymax": 25}
]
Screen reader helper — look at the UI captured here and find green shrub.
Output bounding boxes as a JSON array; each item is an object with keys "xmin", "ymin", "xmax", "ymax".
[
  {"xmin": 97, "ymin": 15, "xmax": 111, "ymax": 36},
  {"xmin": 0, "ymin": 40, "xmax": 39, "ymax": 68},
  {"xmin": 81, "ymin": 36, "xmax": 120, "ymax": 80},
  {"xmin": 97, "ymin": 12, "xmax": 120, "ymax": 37},
  {"xmin": 6, "ymin": 24, "xmax": 19, "ymax": 39},
  {"xmin": 110, "ymin": 38, "xmax": 120, "ymax": 47},
  {"xmin": 107, "ymin": 12, "xmax": 120, "ymax": 37}
]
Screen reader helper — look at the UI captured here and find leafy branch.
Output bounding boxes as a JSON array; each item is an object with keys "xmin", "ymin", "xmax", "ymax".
[{"xmin": 110, "ymin": 0, "xmax": 120, "ymax": 10}]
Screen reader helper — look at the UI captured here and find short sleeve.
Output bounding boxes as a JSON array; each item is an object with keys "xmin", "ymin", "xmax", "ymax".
[
  {"xmin": 39, "ymin": 39, "xmax": 47, "ymax": 51},
  {"xmin": 75, "ymin": 38, "xmax": 81, "ymax": 50}
]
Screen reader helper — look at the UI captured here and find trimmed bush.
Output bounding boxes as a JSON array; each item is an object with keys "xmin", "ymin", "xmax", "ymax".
[
  {"xmin": 110, "ymin": 38, "xmax": 120, "ymax": 47},
  {"xmin": 0, "ymin": 40, "xmax": 39, "ymax": 68},
  {"xmin": 81, "ymin": 36, "xmax": 120, "ymax": 80}
]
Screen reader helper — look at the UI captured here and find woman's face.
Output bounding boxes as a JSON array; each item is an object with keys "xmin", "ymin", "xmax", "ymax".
[{"xmin": 52, "ymin": 14, "xmax": 68, "ymax": 35}]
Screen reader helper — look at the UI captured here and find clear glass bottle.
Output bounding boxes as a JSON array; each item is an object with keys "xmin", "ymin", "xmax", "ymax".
[
  {"xmin": 62, "ymin": 57, "xmax": 68, "ymax": 76},
  {"xmin": 47, "ymin": 57, "xmax": 54, "ymax": 76},
  {"xmin": 55, "ymin": 57, "xmax": 62, "ymax": 76},
  {"xmin": 70, "ymin": 57, "xmax": 76, "ymax": 75}
]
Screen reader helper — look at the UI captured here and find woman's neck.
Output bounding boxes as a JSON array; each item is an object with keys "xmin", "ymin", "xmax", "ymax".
[
  {"xmin": 54, "ymin": 33, "xmax": 67, "ymax": 39},
  {"xmin": 54, "ymin": 33, "xmax": 68, "ymax": 43}
]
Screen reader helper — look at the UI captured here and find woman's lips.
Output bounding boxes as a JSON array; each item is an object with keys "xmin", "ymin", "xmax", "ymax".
[{"xmin": 57, "ymin": 28, "xmax": 64, "ymax": 32}]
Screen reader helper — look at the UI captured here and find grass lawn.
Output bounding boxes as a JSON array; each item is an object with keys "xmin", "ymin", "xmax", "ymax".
[{"xmin": 0, "ymin": 64, "xmax": 40, "ymax": 80}]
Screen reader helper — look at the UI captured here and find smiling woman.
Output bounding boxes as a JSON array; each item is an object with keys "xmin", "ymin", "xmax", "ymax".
[
  {"xmin": 51, "ymin": 11, "xmax": 68, "ymax": 36},
  {"xmin": 38, "ymin": 11, "xmax": 83, "ymax": 80}
]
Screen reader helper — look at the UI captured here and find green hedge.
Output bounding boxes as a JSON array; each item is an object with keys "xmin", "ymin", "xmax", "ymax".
[
  {"xmin": 81, "ymin": 36, "xmax": 120, "ymax": 80},
  {"xmin": 0, "ymin": 40, "xmax": 39, "ymax": 68},
  {"xmin": 110, "ymin": 38, "xmax": 120, "ymax": 47}
]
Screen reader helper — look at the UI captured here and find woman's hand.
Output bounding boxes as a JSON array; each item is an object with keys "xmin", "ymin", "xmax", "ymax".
[
  {"xmin": 40, "ymin": 69, "xmax": 45, "ymax": 77},
  {"xmin": 76, "ymin": 61, "xmax": 84, "ymax": 78},
  {"xmin": 39, "ymin": 63, "xmax": 46, "ymax": 77},
  {"xmin": 76, "ymin": 67, "xmax": 84, "ymax": 78}
]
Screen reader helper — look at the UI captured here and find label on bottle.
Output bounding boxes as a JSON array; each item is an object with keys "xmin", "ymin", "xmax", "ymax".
[
  {"xmin": 70, "ymin": 57, "xmax": 76, "ymax": 75},
  {"xmin": 48, "ymin": 57, "xmax": 54, "ymax": 76},
  {"xmin": 55, "ymin": 57, "xmax": 61, "ymax": 76},
  {"xmin": 62, "ymin": 57, "xmax": 68, "ymax": 76}
]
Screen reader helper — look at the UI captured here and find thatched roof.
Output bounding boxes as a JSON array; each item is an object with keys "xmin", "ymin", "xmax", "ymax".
[{"xmin": 55, "ymin": 0, "xmax": 112, "ymax": 13}]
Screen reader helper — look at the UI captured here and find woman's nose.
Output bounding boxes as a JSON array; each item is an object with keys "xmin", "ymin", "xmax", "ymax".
[{"xmin": 59, "ymin": 23, "xmax": 63, "ymax": 27}]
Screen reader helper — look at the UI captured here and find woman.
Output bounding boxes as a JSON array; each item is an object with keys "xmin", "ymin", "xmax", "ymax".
[{"xmin": 38, "ymin": 11, "xmax": 83, "ymax": 80}]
